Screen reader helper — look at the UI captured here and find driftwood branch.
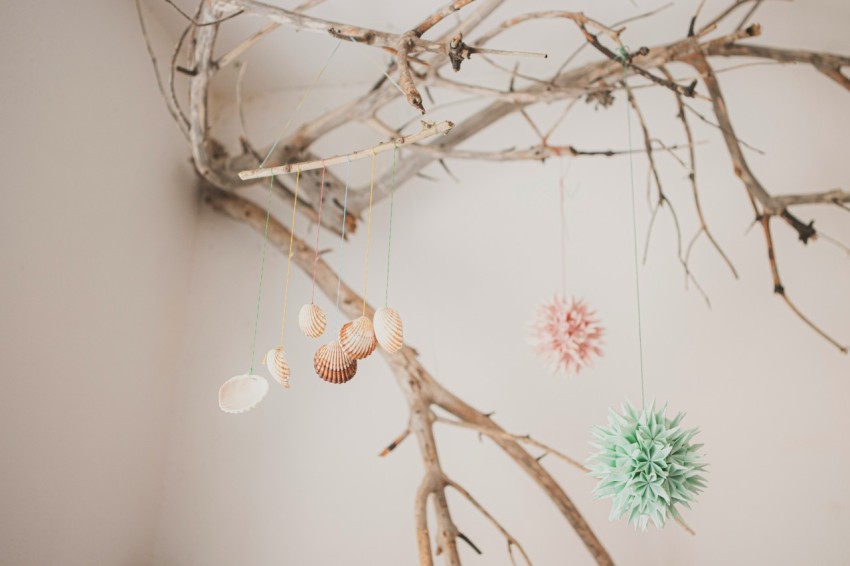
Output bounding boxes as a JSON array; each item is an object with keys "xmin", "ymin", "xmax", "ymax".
[
  {"xmin": 139, "ymin": 0, "xmax": 850, "ymax": 562},
  {"xmin": 238, "ymin": 121, "xmax": 453, "ymax": 180},
  {"xmin": 205, "ymin": 186, "xmax": 613, "ymax": 565}
]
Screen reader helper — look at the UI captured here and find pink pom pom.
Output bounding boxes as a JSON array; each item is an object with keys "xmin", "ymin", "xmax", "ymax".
[{"xmin": 529, "ymin": 294, "xmax": 604, "ymax": 375}]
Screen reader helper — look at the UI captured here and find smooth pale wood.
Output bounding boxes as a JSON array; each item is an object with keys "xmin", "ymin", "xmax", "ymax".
[{"xmin": 236, "ymin": 121, "xmax": 454, "ymax": 180}]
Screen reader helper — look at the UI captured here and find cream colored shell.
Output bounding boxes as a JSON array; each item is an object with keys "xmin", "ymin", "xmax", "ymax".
[
  {"xmin": 314, "ymin": 341, "xmax": 358, "ymax": 384},
  {"xmin": 373, "ymin": 307, "xmax": 403, "ymax": 353},
  {"xmin": 218, "ymin": 374, "xmax": 269, "ymax": 414},
  {"xmin": 339, "ymin": 315, "xmax": 378, "ymax": 360},
  {"xmin": 264, "ymin": 347, "xmax": 291, "ymax": 388},
  {"xmin": 298, "ymin": 303, "xmax": 326, "ymax": 338}
]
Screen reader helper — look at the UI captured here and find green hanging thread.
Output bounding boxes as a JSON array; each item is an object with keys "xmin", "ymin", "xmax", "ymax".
[{"xmin": 383, "ymin": 145, "xmax": 398, "ymax": 307}]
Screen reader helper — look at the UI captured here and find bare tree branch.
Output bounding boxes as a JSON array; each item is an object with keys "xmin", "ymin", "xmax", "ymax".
[{"xmin": 205, "ymin": 186, "xmax": 614, "ymax": 564}]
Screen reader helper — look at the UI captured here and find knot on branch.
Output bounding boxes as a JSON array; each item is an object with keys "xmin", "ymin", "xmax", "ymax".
[
  {"xmin": 328, "ymin": 27, "xmax": 375, "ymax": 45},
  {"xmin": 745, "ymin": 23, "xmax": 762, "ymax": 37},
  {"xmin": 781, "ymin": 210, "xmax": 817, "ymax": 244},
  {"xmin": 585, "ymin": 89, "xmax": 615, "ymax": 109},
  {"xmin": 448, "ymin": 33, "xmax": 470, "ymax": 72}
]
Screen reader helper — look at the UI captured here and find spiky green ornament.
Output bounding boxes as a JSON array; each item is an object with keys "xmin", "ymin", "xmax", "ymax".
[{"xmin": 589, "ymin": 402, "xmax": 707, "ymax": 530}]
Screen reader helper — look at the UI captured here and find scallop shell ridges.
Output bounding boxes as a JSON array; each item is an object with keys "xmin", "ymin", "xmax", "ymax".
[
  {"xmin": 298, "ymin": 303, "xmax": 326, "ymax": 338},
  {"xmin": 314, "ymin": 341, "xmax": 358, "ymax": 384},
  {"xmin": 339, "ymin": 315, "xmax": 378, "ymax": 360},
  {"xmin": 265, "ymin": 347, "xmax": 291, "ymax": 388},
  {"xmin": 374, "ymin": 307, "xmax": 404, "ymax": 353}
]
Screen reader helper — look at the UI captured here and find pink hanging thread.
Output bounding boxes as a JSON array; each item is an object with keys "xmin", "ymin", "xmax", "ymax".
[{"xmin": 310, "ymin": 163, "xmax": 326, "ymax": 303}]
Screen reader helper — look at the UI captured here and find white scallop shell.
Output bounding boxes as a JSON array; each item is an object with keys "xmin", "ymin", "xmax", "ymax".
[
  {"xmin": 339, "ymin": 315, "xmax": 378, "ymax": 360},
  {"xmin": 314, "ymin": 341, "xmax": 358, "ymax": 384},
  {"xmin": 218, "ymin": 374, "xmax": 269, "ymax": 414},
  {"xmin": 298, "ymin": 303, "xmax": 326, "ymax": 338},
  {"xmin": 264, "ymin": 347, "xmax": 290, "ymax": 388},
  {"xmin": 373, "ymin": 307, "xmax": 404, "ymax": 353}
]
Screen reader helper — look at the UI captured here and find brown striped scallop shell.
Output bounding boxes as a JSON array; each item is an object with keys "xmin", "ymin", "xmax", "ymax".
[
  {"xmin": 373, "ymin": 307, "xmax": 403, "ymax": 353},
  {"xmin": 298, "ymin": 303, "xmax": 326, "ymax": 338},
  {"xmin": 218, "ymin": 374, "xmax": 269, "ymax": 414},
  {"xmin": 339, "ymin": 315, "xmax": 378, "ymax": 360},
  {"xmin": 314, "ymin": 341, "xmax": 358, "ymax": 384},
  {"xmin": 264, "ymin": 347, "xmax": 291, "ymax": 388}
]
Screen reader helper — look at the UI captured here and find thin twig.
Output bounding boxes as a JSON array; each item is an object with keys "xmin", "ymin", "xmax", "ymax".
[
  {"xmin": 135, "ymin": 0, "xmax": 189, "ymax": 138},
  {"xmin": 661, "ymin": 65, "xmax": 738, "ymax": 279},
  {"xmin": 760, "ymin": 215, "xmax": 848, "ymax": 353},
  {"xmin": 444, "ymin": 477, "xmax": 534, "ymax": 565},
  {"xmin": 238, "ymin": 121, "xmax": 454, "ymax": 180},
  {"xmin": 162, "ymin": 0, "xmax": 244, "ymax": 26},
  {"xmin": 435, "ymin": 416, "xmax": 588, "ymax": 472},
  {"xmin": 379, "ymin": 427, "xmax": 412, "ymax": 457}
]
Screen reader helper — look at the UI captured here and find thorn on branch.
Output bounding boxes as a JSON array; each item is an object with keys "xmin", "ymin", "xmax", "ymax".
[{"xmin": 457, "ymin": 532, "xmax": 483, "ymax": 555}]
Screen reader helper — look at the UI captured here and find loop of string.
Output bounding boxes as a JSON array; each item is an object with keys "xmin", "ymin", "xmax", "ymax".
[
  {"xmin": 245, "ymin": 41, "xmax": 341, "ymax": 374},
  {"xmin": 619, "ymin": 52, "xmax": 647, "ymax": 408},
  {"xmin": 361, "ymin": 150, "xmax": 377, "ymax": 316},
  {"xmin": 279, "ymin": 168, "xmax": 301, "ymax": 348},
  {"xmin": 310, "ymin": 162, "xmax": 326, "ymax": 303},
  {"xmin": 383, "ymin": 145, "xmax": 399, "ymax": 307},
  {"xmin": 335, "ymin": 156, "xmax": 351, "ymax": 324}
]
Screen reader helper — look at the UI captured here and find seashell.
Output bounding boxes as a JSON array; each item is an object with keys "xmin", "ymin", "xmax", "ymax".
[
  {"xmin": 298, "ymin": 303, "xmax": 326, "ymax": 338},
  {"xmin": 218, "ymin": 374, "xmax": 269, "ymax": 414},
  {"xmin": 314, "ymin": 341, "xmax": 358, "ymax": 384},
  {"xmin": 339, "ymin": 315, "xmax": 378, "ymax": 360},
  {"xmin": 373, "ymin": 307, "xmax": 404, "ymax": 353},
  {"xmin": 264, "ymin": 347, "xmax": 291, "ymax": 388}
]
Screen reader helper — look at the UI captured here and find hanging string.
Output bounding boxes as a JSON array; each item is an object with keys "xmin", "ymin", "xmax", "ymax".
[
  {"xmin": 559, "ymin": 157, "xmax": 568, "ymax": 298},
  {"xmin": 383, "ymin": 145, "xmax": 398, "ymax": 307},
  {"xmin": 244, "ymin": 41, "xmax": 341, "ymax": 374},
  {"xmin": 279, "ymin": 168, "xmax": 301, "ymax": 348},
  {"xmin": 259, "ymin": 41, "xmax": 341, "ymax": 169},
  {"xmin": 310, "ymin": 162, "xmax": 326, "ymax": 303},
  {"xmin": 361, "ymin": 150, "xmax": 377, "ymax": 316},
  {"xmin": 618, "ymin": 47, "xmax": 647, "ymax": 408},
  {"xmin": 248, "ymin": 175, "xmax": 275, "ymax": 375},
  {"xmin": 335, "ymin": 156, "xmax": 352, "ymax": 321}
]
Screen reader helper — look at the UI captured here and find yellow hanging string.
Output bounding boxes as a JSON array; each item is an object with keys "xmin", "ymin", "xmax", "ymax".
[
  {"xmin": 361, "ymin": 150, "xmax": 377, "ymax": 316},
  {"xmin": 279, "ymin": 168, "xmax": 301, "ymax": 347}
]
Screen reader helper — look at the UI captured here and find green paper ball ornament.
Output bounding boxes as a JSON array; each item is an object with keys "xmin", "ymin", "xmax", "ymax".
[{"xmin": 589, "ymin": 402, "xmax": 707, "ymax": 530}]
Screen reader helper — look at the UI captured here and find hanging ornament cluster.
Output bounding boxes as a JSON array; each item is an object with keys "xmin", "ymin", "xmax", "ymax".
[
  {"xmin": 528, "ymin": 165, "xmax": 604, "ymax": 375},
  {"xmin": 313, "ymin": 148, "xmax": 404, "ymax": 383},
  {"xmin": 529, "ymin": 294, "xmax": 604, "ymax": 375},
  {"xmin": 588, "ymin": 402, "xmax": 707, "ymax": 530},
  {"xmin": 218, "ymin": 137, "xmax": 409, "ymax": 413},
  {"xmin": 586, "ymin": 64, "xmax": 707, "ymax": 531}
]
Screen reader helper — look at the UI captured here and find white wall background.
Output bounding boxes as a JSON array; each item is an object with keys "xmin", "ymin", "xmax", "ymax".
[
  {"xmin": 2, "ymin": 1, "xmax": 849, "ymax": 565},
  {"xmin": 0, "ymin": 1, "xmax": 196, "ymax": 564}
]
